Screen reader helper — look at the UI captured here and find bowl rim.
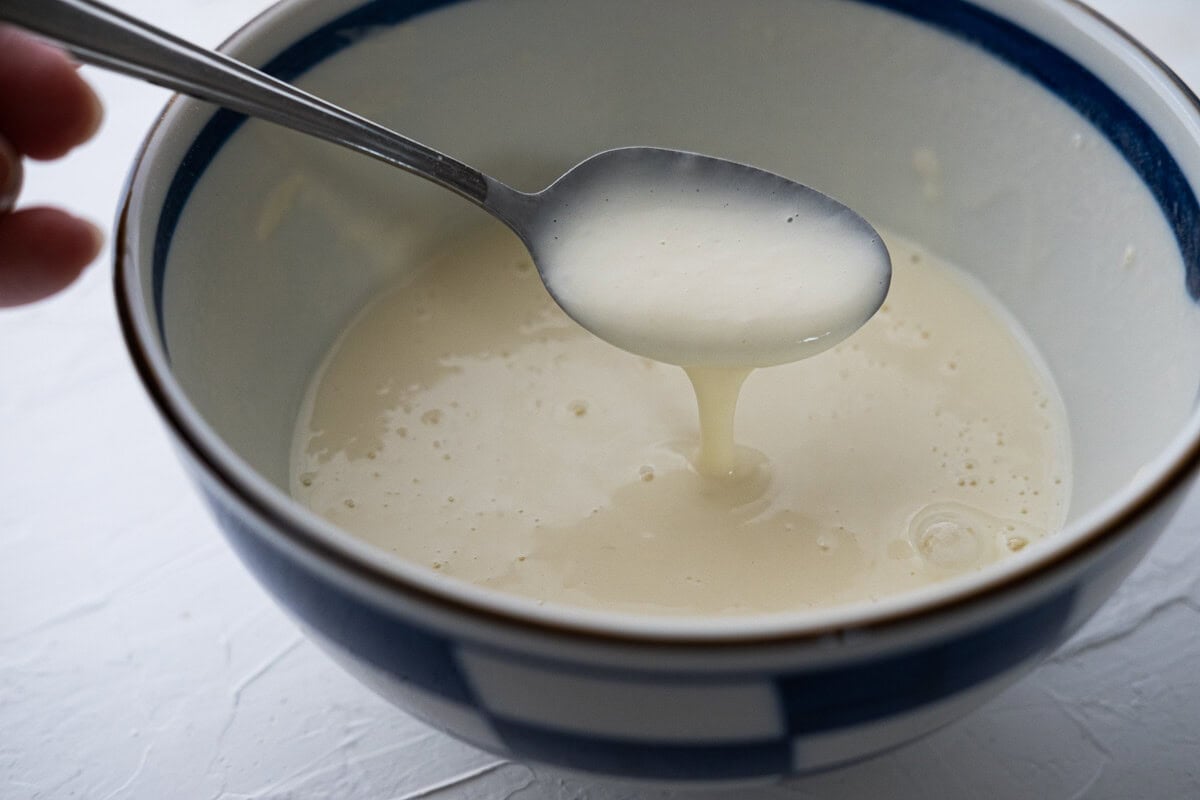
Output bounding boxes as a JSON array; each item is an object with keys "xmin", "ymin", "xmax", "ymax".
[{"xmin": 115, "ymin": 0, "xmax": 1200, "ymax": 648}]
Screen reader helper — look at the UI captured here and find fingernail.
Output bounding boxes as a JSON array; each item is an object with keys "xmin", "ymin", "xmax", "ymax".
[
  {"xmin": 84, "ymin": 219, "xmax": 106, "ymax": 258},
  {"xmin": 81, "ymin": 85, "xmax": 105, "ymax": 141},
  {"xmin": 0, "ymin": 135, "xmax": 22, "ymax": 213}
]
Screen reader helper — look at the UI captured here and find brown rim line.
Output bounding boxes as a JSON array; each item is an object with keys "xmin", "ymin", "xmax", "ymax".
[{"xmin": 114, "ymin": 0, "xmax": 1200, "ymax": 649}]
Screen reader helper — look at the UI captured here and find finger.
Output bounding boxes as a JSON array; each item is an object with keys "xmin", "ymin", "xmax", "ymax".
[
  {"xmin": 0, "ymin": 134, "xmax": 21, "ymax": 212},
  {"xmin": 0, "ymin": 207, "xmax": 103, "ymax": 307},
  {"xmin": 0, "ymin": 27, "xmax": 104, "ymax": 160}
]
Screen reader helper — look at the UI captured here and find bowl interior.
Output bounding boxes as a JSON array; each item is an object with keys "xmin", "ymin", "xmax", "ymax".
[{"xmin": 124, "ymin": 0, "xmax": 1200, "ymax": 626}]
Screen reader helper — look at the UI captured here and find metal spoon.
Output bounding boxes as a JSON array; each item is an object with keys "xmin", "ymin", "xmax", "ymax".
[{"xmin": 1, "ymin": 0, "xmax": 890, "ymax": 367}]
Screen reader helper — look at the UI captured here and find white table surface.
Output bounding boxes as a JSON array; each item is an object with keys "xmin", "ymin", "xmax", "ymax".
[{"xmin": 4, "ymin": 1, "xmax": 1200, "ymax": 798}]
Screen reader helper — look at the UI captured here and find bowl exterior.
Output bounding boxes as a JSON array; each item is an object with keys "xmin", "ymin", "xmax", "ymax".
[
  {"xmin": 117, "ymin": 0, "xmax": 1200, "ymax": 783},
  {"xmin": 181, "ymin": 439, "xmax": 1195, "ymax": 779}
]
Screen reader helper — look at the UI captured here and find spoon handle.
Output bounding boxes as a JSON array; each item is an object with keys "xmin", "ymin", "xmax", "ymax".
[{"xmin": 0, "ymin": 0, "xmax": 499, "ymax": 207}]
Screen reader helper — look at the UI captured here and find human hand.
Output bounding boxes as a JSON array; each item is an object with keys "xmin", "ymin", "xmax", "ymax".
[{"xmin": 0, "ymin": 26, "xmax": 104, "ymax": 307}]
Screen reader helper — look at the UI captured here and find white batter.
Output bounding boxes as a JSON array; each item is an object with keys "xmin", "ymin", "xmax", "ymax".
[
  {"xmin": 537, "ymin": 181, "xmax": 890, "ymax": 369},
  {"xmin": 537, "ymin": 181, "xmax": 890, "ymax": 476},
  {"xmin": 291, "ymin": 228, "xmax": 1069, "ymax": 616}
]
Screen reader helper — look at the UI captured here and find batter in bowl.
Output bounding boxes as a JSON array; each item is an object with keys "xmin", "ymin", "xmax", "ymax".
[{"xmin": 291, "ymin": 227, "xmax": 1068, "ymax": 615}]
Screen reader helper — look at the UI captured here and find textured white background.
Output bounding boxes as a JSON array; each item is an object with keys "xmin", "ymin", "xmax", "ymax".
[{"xmin": 3, "ymin": 1, "xmax": 1199, "ymax": 798}]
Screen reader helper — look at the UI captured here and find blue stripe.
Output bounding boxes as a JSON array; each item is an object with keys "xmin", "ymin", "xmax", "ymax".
[
  {"xmin": 204, "ymin": 488, "xmax": 478, "ymax": 705},
  {"xmin": 489, "ymin": 717, "xmax": 792, "ymax": 780},
  {"xmin": 151, "ymin": 0, "xmax": 1200, "ymax": 339},
  {"xmin": 778, "ymin": 588, "xmax": 1074, "ymax": 734}
]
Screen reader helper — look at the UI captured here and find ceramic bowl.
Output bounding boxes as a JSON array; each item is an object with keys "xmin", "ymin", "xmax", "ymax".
[{"xmin": 116, "ymin": 0, "xmax": 1200, "ymax": 781}]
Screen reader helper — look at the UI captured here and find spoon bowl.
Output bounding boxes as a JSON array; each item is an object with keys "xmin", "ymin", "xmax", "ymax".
[{"xmin": 525, "ymin": 146, "xmax": 891, "ymax": 367}]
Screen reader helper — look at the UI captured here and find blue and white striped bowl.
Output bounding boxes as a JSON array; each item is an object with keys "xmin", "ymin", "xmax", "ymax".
[{"xmin": 116, "ymin": 0, "xmax": 1200, "ymax": 781}]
